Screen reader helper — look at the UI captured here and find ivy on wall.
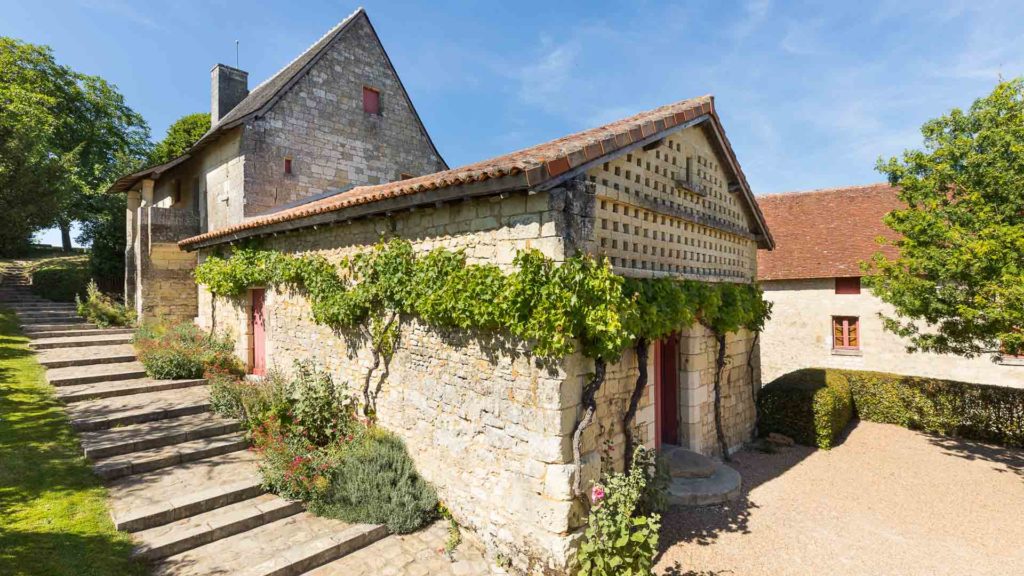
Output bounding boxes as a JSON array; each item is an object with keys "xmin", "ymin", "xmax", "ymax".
[{"xmin": 194, "ymin": 238, "xmax": 771, "ymax": 493}]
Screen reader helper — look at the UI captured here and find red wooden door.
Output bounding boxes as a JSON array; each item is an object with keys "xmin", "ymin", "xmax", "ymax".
[
  {"xmin": 251, "ymin": 289, "xmax": 266, "ymax": 376},
  {"xmin": 656, "ymin": 334, "xmax": 679, "ymax": 447}
]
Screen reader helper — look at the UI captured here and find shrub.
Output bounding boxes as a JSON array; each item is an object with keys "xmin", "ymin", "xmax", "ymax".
[
  {"xmin": 133, "ymin": 321, "xmax": 242, "ymax": 380},
  {"xmin": 286, "ymin": 360, "xmax": 360, "ymax": 447},
  {"xmin": 76, "ymin": 280, "xmax": 134, "ymax": 327},
  {"xmin": 28, "ymin": 256, "xmax": 90, "ymax": 302},
  {"xmin": 311, "ymin": 427, "xmax": 438, "ymax": 534},
  {"xmin": 576, "ymin": 447, "xmax": 662, "ymax": 576},
  {"xmin": 758, "ymin": 368, "xmax": 854, "ymax": 449},
  {"xmin": 209, "ymin": 371, "xmax": 290, "ymax": 430},
  {"xmin": 251, "ymin": 414, "xmax": 349, "ymax": 501},
  {"xmin": 845, "ymin": 370, "xmax": 1024, "ymax": 448}
]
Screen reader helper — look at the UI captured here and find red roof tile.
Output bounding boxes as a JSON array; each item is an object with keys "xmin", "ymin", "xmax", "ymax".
[
  {"xmin": 756, "ymin": 184, "xmax": 903, "ymax": 281},
  {"xmin": 180, "ymin": 95, "xmax": 773, "ymax": 249}
]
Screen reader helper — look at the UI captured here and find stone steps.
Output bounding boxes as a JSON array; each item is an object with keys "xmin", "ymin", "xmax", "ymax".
[
  {"xmin": 79, "ymin": 412, "xmax": 240, "ymax": 459},
  {"xmin": 23, "ymin": 322, "xmax": 97, "ymax": 333},
  {"xmin": 108, "ymin": 450, "xmax": 264, "ymax": 532},
  {"xmin": 31, "ymin": 332, "xmax": 133, "ymax": 350},
  {"xmin": 152, "ymin": 513, "xmax": 387, "ymax": 576},
  {"xmin": 93, "ymin": 432, "xmax": 249, "ymax": 480},
  {"xmin": 666, "ymin": 462, "xmax": 743, "ymax": 506},
  {"xmin": 19, "ymin": 314, "xmax": 83, "ymax": 324},
  {"xmin": 10, "ymin": 304, "xmax": 77, "ymax": 312},
  {"xmin": 56, "ymin": 376, "xmax": 207, "ymax": 403},
  {"xmin": 37, "ymin": 343, "xmax": 137, "ymax": 369},
  {"xmin": 29, "ymin": 327, "xmax": 133, "ymax": 339},
  {"xmin": 66, "ymin": 385, "xmax": 211, "ymax": 432},
  {"xmin": 47, "ymin": 360, "xmax": 148, "ymax": 387},
  {"xmin": 132, "ymin": 494, "xmax": 304, "ymax": 561}
]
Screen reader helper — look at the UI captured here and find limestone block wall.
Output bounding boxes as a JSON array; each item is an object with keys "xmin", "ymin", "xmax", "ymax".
[
  {"xmin": 679, "ymin": 326, "xmax": 758, "ymax": 455},
  {"xmin": 761, "ymin": 279, "xmax": 1024, "ymax": 388},
  {"xmin": 196, "ymin": 190, "xmax": 582, "ymax": 573},
  {"xmin": 240, "ymin": 14, "xmax": 445, "ymax": 217}
]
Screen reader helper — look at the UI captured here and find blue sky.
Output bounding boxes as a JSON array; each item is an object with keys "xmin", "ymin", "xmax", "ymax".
[{"xmin": 6, "ymin": 0, "xmax": 1022, "ymax": 246}]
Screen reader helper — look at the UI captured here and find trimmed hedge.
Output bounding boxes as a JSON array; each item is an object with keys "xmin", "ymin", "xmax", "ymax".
[
  {"xmin": 758, "ymin": 369, "xmax": 854, "ymax": 449},
  {"xmin": 29, "ymin": 256, "xmax": 90, "ymax": 302},
  {"xmin": 760, "ymin": 368, "xmax": 1024, "ymax": 449},
  {"xmin": 845, "ymin": 370, "xmax": 1024, "ymax": 448}
]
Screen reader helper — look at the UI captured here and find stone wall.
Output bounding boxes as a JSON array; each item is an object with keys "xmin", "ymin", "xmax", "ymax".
[
  {"xmin": 240, "ymin": 14, "xmax": 446, "ymax": 217},
  {"xmin": 196, "ymin": 190, "xmax": 583, "ymax": 573},
  {"xmin": 761, "ymin": 278, "xmax": 1024, "ymax": 388}
]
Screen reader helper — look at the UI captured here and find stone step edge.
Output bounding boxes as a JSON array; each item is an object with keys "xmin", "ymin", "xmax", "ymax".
[
  {"xmin": 32, "ymin": 337, "xmax": 133, "ymax": 350},
  {"xmin": 82, "ymin": 413, "xmax": 235, "ymax": 459},
  {"xmin": 48, "ymin": 365, "xmax": 148, "ymax": 387},
  {"xmin": 30, "ymin": 328, "xmax": 133, "ymax": 339},
  {"xmin": 113, "ymin": 479, "xmax": 264, "ymax": 532},
  {"xmin": 71, "ymin": 400, "xmax": 211, "ymax": 432},
  {"xmin": 132, "ymin": 497, "xmax": 304, "ymax": 561},
  {"xmin": 40, "ymin": 352, "xmax": 138, "ymax": 370},
  {"xmin": 58, "ymin": 377, "xmax": 205, "ymax": 404},
  {"xmin": 241, "ymin": 523, "xmax": 390, "ymax": 576},
  {"xmin": 93, "ymin": 433, "xmax": 250, "ymax": 481}
]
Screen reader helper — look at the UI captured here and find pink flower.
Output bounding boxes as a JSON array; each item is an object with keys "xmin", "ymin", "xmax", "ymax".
[{"xmin": 591, "ymin": 485, "xmax": 606, "ymax": 504}]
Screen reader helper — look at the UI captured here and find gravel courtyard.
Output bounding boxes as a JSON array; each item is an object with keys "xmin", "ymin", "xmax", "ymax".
[{"xmin": 655, "ymin": 420, "xmax": 1024, "ymax": 576}]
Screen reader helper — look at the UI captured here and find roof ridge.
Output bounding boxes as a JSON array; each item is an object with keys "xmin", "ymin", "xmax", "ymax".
[
  {"xmin": 758, "ymin": 182, "xmax": 894, "ymax": 199},
  {"xmin": 243, "ymin": 7, "xmax": 364, "ymax": 98}
]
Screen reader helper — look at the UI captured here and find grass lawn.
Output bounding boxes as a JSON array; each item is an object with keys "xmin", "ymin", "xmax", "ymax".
[{"xmin": 0, "ymin": 306, "xmax": 146, "ymax": 575}]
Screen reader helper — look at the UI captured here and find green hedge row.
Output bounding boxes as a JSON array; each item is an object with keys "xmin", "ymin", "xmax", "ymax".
[
  {"xmin": 30, "ymin": 258, "xmax": 91, "ymax": 302},
  {"xmin": 759, "ymin": 368, "xmax": 1024, "ymax": 449},
  {"xmin": 757, "ymin": 369, "xmax": 854, "ymax": 449}
]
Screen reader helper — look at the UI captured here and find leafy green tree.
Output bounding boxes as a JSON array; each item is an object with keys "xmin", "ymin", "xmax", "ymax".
[
  {"xmin": 868, "ymin": 79, "xmax": 1024, "ymax": 358},
  {"xmin": 149, "ymin": 113, "xmax": 210, "ymax": 165},
  {"xmin": 0, "ymin": 37, "xmax": 150, "ymax": 255}
]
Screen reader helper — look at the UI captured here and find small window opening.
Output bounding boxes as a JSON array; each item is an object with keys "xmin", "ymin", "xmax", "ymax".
[
  {"xmin": 832, "ymin": 316, "xmax": 860, "ymax": 350},
  {"xmin": 284, "ymin": 157, "xmax": 293, "ymax": 175},
  {"xmin": 363, "ymin": 86, "xmax": 380, "ymax": 114}
]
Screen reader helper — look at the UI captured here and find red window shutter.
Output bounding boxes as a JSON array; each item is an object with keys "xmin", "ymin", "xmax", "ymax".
[
  {"xmin": 363, "ymin": 87, "xmax": 380, "ymax": 114},
  {"xmin": 284, "ymin": 157, "xmax": 292, "ymax": 175},
  {"xmin": 832, "ymin": 316, "xmax": 860, "ymax": 349},
  {"xmin": 835, "ymin": 277, "xmax": 861, "ymax": 295}
]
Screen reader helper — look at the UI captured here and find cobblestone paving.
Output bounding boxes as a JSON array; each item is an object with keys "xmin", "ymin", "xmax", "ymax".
[{"xmin": 309, "ymin": 521, "xmax": 507, "ymax": 576}]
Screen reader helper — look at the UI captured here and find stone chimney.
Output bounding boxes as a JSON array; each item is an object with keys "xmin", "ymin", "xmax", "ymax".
[{"xmin": 210, "ymin": 64, "xmax": 249, "ymax": 124}]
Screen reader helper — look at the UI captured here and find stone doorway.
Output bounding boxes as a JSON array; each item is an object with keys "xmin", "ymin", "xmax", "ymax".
[{"xmin": 656, "ymin": 334, "xmax": 680, "ymax": 447}]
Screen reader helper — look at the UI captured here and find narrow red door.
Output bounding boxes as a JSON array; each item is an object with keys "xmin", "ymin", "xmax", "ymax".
[
  {"xmin": 657, "ymin": 334, "xmax": 679, "ymax": 446},
  {"xmin": 251, "ymin": 289, "xmax": 266, "ymax": 376}
]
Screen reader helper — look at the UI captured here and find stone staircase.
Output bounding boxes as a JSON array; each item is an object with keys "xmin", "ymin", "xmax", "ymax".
[
  {"xmin": 1, "ymin": 267, "xmax": 390, "ymax": 575},
  {"xmin": 663, "ymin": 445, "xmax": 743, "ymax": 506}
]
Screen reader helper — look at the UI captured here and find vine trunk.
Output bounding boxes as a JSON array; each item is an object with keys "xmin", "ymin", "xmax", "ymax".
[
  {"xmin": 713, "ymin": 331, "xmax": 730, "ymax": 461},
  {"xmin": 622, "ymin": 338, "xmax": 649, "ymax": 474},
  {"xmin": 572, "ymin": 358, "xmax": 607, "ymax": 499}
]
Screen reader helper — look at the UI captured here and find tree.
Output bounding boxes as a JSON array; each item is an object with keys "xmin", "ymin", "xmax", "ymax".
[
  {"xmin": 868, "ymin": 79, "xmax": 1024, "ymax": 358},
  {"xmin": 0, "ymin": 37, "xmax": 150, "ymax": 255},
  {"xmin": 149, "ymin": 112, "xmax": 210, "ymax": 165}
]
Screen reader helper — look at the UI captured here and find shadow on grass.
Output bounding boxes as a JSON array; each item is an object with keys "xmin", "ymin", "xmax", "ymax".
[
  {"xmin": 0, "ymin": 529, "xmax": 144, "ymax": 576},
  {"xmin": 926, "ymin": 433, "xmax": 1024, "ymax": 478},
  {"xmin": 661, "ymin": 564, "xmax": 736, "ymax": 576}
]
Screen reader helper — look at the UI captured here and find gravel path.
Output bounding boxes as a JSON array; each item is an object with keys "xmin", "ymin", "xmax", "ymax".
[{"xmin": 655, "ymin": 420, "xmax": 1024, "ymax": 576}]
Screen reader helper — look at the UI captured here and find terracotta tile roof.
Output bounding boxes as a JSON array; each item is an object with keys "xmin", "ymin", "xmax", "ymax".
[
  {"xmin": 180, "ymin": 95, "xmax": 774, "ymax": 249},
  {"xmin": 756, "ymin": 183, "xmax": 903, "ymax": 281}
]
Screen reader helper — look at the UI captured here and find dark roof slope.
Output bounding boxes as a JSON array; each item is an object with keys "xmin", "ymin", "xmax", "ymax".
[
  {"xmin": 179, "ymin": 95, "xmax": 775, "ymax": 250},
  {"xmin": 109, "ymin": 8, "xmax": 445, "ymax": 193},
  {"xmin": 756, "ymin": 183, "xmax": 903, "ymax": 281}
]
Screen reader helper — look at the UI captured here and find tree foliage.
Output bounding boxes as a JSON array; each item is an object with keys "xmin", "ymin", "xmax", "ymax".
[
  {"xmin": 0, "ymin": 36, "xmax": 149, "ymax": 256},
  {"xmin": 868, "ymin": 79, "xmax": 1024, "ymax": 357},
  {"xmin": 149, "ymin": 113, "xmax": 210, "ymax": 165}
]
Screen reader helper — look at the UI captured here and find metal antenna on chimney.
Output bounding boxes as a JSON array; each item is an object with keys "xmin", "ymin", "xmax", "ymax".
[{"xmin": 235, "ymin": 40, "xmax": 239, "ymax": 68}]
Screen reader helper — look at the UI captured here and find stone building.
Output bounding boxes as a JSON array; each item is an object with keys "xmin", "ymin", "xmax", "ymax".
[
  {"xmin": 108, "ymin": 8, "xmax": 446, "ymax": 321},
  {"xmin": 176, "ymin": 95, "xmax": 774, "ymax": 573},
  {"xmin": 757, "ymin": 184, "xmax": 1024, "ymax": 388}
]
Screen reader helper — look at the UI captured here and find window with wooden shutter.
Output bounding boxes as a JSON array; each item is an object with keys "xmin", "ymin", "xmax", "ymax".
[
  {"xmin": 362, "ymin": 86, "xmax": 380, "ymax": 114},
  {"xmin": 832, "ymin": 316, "xmax": 860, "ymax": 350}
]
